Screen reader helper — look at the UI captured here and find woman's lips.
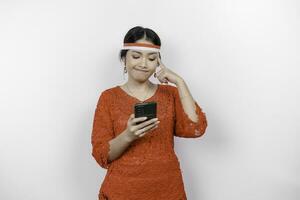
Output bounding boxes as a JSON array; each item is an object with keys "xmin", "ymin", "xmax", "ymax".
[{"xmin": 134, "ymin": 69, "xmax": 148, "ymax": 72}]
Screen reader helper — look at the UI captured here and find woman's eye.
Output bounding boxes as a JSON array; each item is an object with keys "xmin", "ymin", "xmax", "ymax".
[{"xmin": 132, "ymin": 55, "xmax": 156, "ymax": 61}]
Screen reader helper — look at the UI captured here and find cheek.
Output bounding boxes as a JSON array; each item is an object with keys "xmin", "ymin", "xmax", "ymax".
[
  {"xmin": 126, "ymin": 58, "xmax": 139, "ymax": 66},
  {"xmin": 149, "ymin": 66, "xmax": 157, "ymax": 73},
  {"xmin": 149, "ymin": 61, "xmax": 158, "ymax": 67}
]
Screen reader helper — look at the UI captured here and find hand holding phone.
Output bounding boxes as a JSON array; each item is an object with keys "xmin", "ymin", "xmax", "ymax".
[
  {"xmin": 125, "ymin": 113, "xmax": 160, "ymax": 142},
  {"xmin": 134, "ymin": 102, "xmax": 157, "ymax": 124}
]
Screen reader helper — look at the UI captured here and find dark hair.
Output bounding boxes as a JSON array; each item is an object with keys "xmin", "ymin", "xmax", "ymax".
[{"xmin": 119, "ymin": 26, "xmax": 161, "ymax": 63}]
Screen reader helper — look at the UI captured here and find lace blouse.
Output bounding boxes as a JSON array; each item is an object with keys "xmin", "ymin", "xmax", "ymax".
[{"xmin": 91, "ymin": 84, "xmax": 208, "ymax": 200}]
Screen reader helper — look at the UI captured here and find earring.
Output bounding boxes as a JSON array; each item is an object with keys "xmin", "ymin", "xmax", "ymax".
[{"xmin": 124, "ymin": 67, "xmax": 127, "ymax": 73}]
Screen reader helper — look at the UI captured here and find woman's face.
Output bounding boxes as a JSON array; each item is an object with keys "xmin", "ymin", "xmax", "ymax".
[{"xmin": 123, "ymin": 39, "xmax": 159, "ymax": 82}]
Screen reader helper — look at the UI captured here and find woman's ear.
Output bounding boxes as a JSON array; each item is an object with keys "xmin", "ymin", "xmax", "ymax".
[{"xmin": 121, "ymin": 57, "xmax": 126, "ymax": 67}]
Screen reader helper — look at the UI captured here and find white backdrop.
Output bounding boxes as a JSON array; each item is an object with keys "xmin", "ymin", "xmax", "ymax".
[{"xmin": 0, "ymin": 0, "xmax": 299, "ymax": 199}]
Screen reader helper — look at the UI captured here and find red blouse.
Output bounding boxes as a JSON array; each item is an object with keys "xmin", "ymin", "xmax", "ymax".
[{"xmin": 91, "ymin": 84, "xmax": 208, "ymax": 200}]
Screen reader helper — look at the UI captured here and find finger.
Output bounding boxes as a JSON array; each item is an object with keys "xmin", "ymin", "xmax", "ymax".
[
  {"xmin": 132, "ymin": 116, "xmax": 148, "ymax": 124},
  {"xmin": 156, "ymin": 74, "xmax": 164, "ymax": 83},
  {"xmin": 157, "ymin": 76, "xmax": 166, "ymax": 84},
  {"xmin": 156, "ymin": 66, "xmax": 163, "ymax": 74},
  {"xmin": 138, "ymin": 123, "xmax": 159, "ymax": 137},
  {"xmin": 157, "ymin": 72, "xmax": 167, "ymax": 83},
  {"xmin": 162, "ymin": 80, "xmax": 168, "ymax": 84},
  {"xmin": 136, "ymin": 117, "xmax": 158, "ymax": 128},
  {"xmin": 140, "ymin": 122, "xmax": 159, "ymax": 137},
  {"xmin": 156, "ymin": 64, "xmax": 162, "ymax": 71},
  {"xmin": 154, "ymin": 69, "xmax": 160, "ymax": 78},
  {"xmin": 156, "ymin": 71, "xmax": 163, "ymax": 79},
  {"xmin": 159, "ymin": 78, "xmax": 167, "ymax": 84},
  {"xmin": 160, "ymin": 77, "xmax": 168, "ymax": 84},
  {"xmin": 156, "ymin": 70, "xmax": 165, "ymax": 79}
]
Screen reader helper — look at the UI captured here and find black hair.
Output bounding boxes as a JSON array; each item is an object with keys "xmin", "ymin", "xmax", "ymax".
[{"xmin": 119, "ymin": 26, "xmax": 161, "ymax": 63}]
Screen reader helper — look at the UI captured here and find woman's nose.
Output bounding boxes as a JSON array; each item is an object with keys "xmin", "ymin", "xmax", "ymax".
[{"xmin": 139, "ymin": 57, "xmax": 147, "ymax": 66}]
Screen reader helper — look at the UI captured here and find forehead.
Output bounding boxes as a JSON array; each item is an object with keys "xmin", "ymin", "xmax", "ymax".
[{"xmin": 129, "ymin": 50, "xmax": 158, "ymax": 55}]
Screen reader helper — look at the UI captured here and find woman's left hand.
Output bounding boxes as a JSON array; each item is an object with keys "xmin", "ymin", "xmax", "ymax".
[{"xmin": 154, "ymin": 56, "xmax": 183, "ymax": 85}]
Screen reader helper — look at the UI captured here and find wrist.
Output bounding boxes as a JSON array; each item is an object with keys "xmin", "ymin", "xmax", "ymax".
[{"xmin": 122, "ymin": 130, "xmax": 135, "ymax": 143}]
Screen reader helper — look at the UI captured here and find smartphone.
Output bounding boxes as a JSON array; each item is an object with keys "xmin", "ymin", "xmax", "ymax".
[{"xmin": 134, "ymin": 101, "xmax": 157, "ymax": 124}]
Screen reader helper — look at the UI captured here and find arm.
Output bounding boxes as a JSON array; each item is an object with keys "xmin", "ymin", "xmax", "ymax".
[
  {"xmin": 91, "ymin": 90, "xmax": 136, "ymax": 169},
  {"xmin": 173, "ymin": 79, "xmax": 208, "ymax": 138},
  {"xmin": 107, "ymin": 129, "xmax": 134, "ymax": 163},
  {"xmin": 175, "ymin": 78, "xmax": 200, "ymax": 123},
  {"xmin": 91, "ymin": 91, "xmax": 115, "ymax": 169}
]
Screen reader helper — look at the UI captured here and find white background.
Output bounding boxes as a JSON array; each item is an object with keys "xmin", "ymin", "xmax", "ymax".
[{"xmin": 0, "ymin": 0, "xmax": 299, "ymax": 199}]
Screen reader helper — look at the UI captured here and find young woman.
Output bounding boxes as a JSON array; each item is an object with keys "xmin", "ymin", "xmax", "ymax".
[{"xmin": 91, "ymin": 26, "xmax": 208, "ymax": 200}]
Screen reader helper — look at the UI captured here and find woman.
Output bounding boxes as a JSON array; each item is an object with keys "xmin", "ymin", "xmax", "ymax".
[{"xmin": 91, "ymin": 26, "xmax": 208, "ymax": 200}]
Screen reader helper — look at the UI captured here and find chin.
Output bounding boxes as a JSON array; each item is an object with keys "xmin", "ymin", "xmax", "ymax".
[
  {"xmin": 134, "ymin": 76, "xmax": 150, "ymax": 83},
  {"xmin": 137, "ymin": 78, "xmax": 149, "ymax": 83}
]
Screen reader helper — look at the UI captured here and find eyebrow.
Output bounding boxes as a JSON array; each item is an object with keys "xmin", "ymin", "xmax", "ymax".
[{"xmin": 132, "ymin": 50, "xmax": 157, "ymax": 55}]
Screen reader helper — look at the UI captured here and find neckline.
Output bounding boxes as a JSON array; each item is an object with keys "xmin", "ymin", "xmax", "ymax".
[{"xmin": 117, "ymin": 84, "xmax": 160, "ymax": 103}]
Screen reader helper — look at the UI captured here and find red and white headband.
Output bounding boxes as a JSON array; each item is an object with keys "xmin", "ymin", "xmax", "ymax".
[{"xmin": 121, "ymin": 42, "xmax": 160, "ymax": 52}]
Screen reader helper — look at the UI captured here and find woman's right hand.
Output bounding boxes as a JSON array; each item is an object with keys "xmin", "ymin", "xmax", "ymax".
[{"xmin": 125, "ymin": 114, "xmax": 160, "ymax": 142}]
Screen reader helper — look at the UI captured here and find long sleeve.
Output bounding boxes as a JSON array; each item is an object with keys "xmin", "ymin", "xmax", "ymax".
[
  {"xmin": 91, "ymin": 90, "xmax": 115, "ymax": 169},
  {"xmin": 172, "ymin": 86, "xmax": 208, "ymax": 138}
]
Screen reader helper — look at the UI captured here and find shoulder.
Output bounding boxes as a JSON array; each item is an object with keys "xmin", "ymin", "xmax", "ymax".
[
  {"xmin": 159, "ymin": 84, "xmax": 178, "ymax": 96},
  {"xmin": 98, "ymin": 86, "xmax": 118, "ymax": 97},
  {"xmin": 159, "ymin": 84, "xmax": 176, "ymax": 90},
  {"xmin": 96, "ymin": 86, "xmax": 117, "ymax": 106}
]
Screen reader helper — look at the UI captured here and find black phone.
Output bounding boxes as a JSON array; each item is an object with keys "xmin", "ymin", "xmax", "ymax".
[{"xmin": 134, "ymin": 101, "xmax": 157, "ymax": 124}]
